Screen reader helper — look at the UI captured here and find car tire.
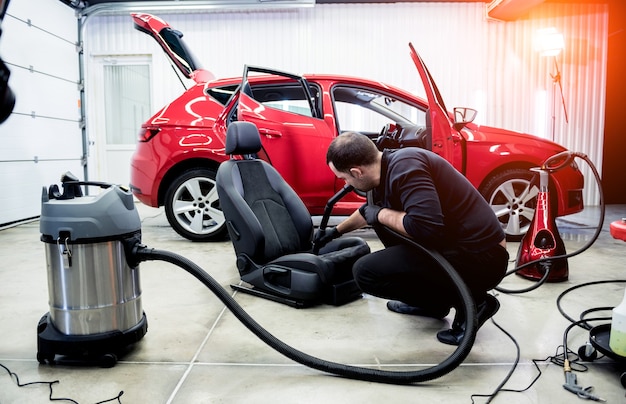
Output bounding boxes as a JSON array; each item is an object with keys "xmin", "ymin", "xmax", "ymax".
[
  {"xmin": 479, "ymin": 168, "xmax": 539, "ymax": 241},
  {"xmin": 164, "ymin": 168, "xmax": 228, "ymax": 241}
]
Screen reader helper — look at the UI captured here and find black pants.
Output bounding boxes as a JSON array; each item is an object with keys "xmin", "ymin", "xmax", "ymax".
[{"xmin": 352, "ymin": 240, "xmax": 509, "ymax": 312}]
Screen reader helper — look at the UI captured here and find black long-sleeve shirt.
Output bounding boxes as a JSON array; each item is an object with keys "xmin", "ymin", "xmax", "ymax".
[{"xmin": 372, "ymin": 148, "xmax": 504, "ymax": 253}]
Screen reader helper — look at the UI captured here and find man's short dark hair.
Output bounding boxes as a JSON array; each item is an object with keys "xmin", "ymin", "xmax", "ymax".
[{"xmin": 326, "ymin": 132, "xmax": 379, "ymax": 172}]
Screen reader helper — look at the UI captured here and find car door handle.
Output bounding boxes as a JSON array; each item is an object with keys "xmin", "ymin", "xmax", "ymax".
[
  {"xmin": 448, "ymin": 133, "xmax": 463, "ymax": 143},
  {"xmin": 258, "ymin": 128, "xmax": 282, "ymax": 138}
]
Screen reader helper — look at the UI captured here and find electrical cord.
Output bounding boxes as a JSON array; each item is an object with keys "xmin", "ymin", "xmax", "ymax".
[
  {"xmin": 481, "ymin": 283, "xmax": 621, "ymax": 401},
  {"xmin": 468, "ymin": 306, "xmax": 561, "ymax": 403},
  {"xmin": 469, "ymin": 315, "xmax": 522, "ymax": 403},
  {"xmin": 471, "ymin": 341, "xmax": 596, "ymax": 403},
  {"xmin": 0, "ymin": 362, "xmax": 123, "ymax": 403}
]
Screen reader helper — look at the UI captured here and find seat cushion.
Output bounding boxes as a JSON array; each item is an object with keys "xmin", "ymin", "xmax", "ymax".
[
  {"xmin": 317, "ymin": 237, "xmax": 371, "ymax": 283},
  {"xmin": 269, "ymin": 237, "xmax": 370, "ymax": 285}
]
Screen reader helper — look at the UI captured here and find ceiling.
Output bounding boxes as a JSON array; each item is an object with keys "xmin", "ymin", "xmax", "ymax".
[
  {"xmin": 59, "ymin": 0, "xmax": 614, "ymax": 22},
  {"xmin": 61, "ymin": 0, "xmax": 610, "ymax": 8}
]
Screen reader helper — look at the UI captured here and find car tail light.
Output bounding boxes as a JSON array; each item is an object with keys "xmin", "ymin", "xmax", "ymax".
[{"xmin": 138, "ymin": 126, "xmax": 161, "ymax": 142}]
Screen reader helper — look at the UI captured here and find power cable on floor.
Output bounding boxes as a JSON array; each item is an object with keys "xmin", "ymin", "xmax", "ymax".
[
  {"xmin": 469, "ymin": 311, "xmax": 551, "ymax": 403},
  {"xmin": 470, "ymin": 281, "xmax": 623, "ymax": 402},
  {"xmin": 469, "ymin": 315, "xmax": 521, "ymax": 403},
  {"xmin": 0, "ymin": 362, "xmax": 124, "ymax": 404},
  {"xmin": 470, "ymin": 341, "xmax": 593, "ymax": 403}
]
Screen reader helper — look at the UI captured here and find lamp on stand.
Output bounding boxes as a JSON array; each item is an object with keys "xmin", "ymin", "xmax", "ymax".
[{"xmin": 538, "ymin": 28, "xmax": 568, "ymax": 141}]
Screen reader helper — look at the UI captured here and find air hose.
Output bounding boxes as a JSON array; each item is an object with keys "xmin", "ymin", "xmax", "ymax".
[
  {"xmin": 496, "ymin": 151, "xmax": 605, "ymax": 295},
  {"xmin": 131, "ymin": 240, "xmax": 477, "ymax": 384}
]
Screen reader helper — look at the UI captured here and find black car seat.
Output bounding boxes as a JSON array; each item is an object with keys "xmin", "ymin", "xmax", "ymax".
[{"xmin": 216, "ymin": 121, "xmax": 370, "ymax": 307}]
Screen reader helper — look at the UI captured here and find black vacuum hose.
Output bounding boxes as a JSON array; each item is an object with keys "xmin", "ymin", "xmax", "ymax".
[{"xmin": 133, "ymin": 242, "xmax": 477, "ymax": 384}]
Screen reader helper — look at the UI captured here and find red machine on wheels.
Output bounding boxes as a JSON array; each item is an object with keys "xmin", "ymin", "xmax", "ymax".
[{"xmin": 515, "ymin": 152, "xmax": 577, "ymax": 282}]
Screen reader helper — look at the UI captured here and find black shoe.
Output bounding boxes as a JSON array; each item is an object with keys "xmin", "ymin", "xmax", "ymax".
[
  {"xmin": 436, "ymin": 295, "xmax": 500, "ymax": 346},
  {"xmin": 387, "ymin": 300, "xmax": 450, "ymax": 319}
]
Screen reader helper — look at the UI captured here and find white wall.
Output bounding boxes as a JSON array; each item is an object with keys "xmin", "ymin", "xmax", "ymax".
[
  {"xmin": 83, "ymin": 2, "xmax": 607, "ymax": 206},
  {"xmin": 0, "ymin": 0, "xmax": 82, "ymax": 226}
]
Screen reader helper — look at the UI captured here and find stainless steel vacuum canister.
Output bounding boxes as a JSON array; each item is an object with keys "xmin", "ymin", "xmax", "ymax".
[{"xmin": 40, "ymin": 179, "xmax": 143, "ymax": 336}]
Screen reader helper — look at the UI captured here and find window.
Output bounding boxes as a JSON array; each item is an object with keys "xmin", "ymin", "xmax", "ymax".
[
  {"xmin": 103, "ymin": 64, "xmax": 151, "ymax": 145},
  {"xmin": 249, "ymin": 83, "xmax": 321, "ymax": 118},
  {"xmin": 332, "ymin": 86, "xmax": 426, "ymax": 136},
  {"xmin": 206, "ymin": 85, "xmax": 238, "ymax": 105}
]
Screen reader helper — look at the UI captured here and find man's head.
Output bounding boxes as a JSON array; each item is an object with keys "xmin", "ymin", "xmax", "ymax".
[{"xmin": 326, "ymin": 132, "xmax": 381, "ymax": 192}]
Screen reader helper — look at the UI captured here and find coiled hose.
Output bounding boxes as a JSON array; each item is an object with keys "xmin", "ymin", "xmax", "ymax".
[{"xmin": 133, "ymin": 241, "xmax": 477, "ymax": 384}]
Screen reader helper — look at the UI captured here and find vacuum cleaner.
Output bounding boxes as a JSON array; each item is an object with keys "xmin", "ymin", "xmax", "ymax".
[
  {"xmin": 514, "ymin": 151, "xmax": 600, "ymax": 283},
  {"xmin": 497, "ymin": 150, "xmax": 605, "ymax": 297},
  {"xmin": 515, "ymin": 162, "xmax": 569, "ymax": 282},
  {"xmin": 36, "ymin": 173, "xmax": 147, "ymax": 367},
  {"xmin": 36, "ymin": 173, "xmax": 477, "ymax": 384}
]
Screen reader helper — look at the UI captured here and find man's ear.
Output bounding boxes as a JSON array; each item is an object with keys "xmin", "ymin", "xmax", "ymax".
[{"xmin": 349, "ymin": 167, "xmax": 362, "ymax": 178}]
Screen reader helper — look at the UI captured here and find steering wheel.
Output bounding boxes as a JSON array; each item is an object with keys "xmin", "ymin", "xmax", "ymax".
[{"xmin": 375, "ymin": 123, "xmax": 400, "ymax": 150}]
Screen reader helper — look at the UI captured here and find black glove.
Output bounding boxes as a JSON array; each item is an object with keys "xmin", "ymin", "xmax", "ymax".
[
  {"xmin": 313, "ymin": 226, "xmax": 341, "ymax": 249},
  {"xmin": 359, "ymin": 203, "xmax": 382, "ymax": 226}
]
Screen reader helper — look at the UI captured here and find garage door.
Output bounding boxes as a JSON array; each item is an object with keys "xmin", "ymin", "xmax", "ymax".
[{"xmin": 0, "ymin": 0, "xmax": 82, "ymax": 226}]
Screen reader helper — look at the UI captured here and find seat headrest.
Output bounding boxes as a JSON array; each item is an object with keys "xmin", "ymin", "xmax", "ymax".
[{"xmin": 225, "ymin": 121, "xmax": 262, "ymax": 155}]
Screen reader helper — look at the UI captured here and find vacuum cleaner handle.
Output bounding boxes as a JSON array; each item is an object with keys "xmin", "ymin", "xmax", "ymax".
[
  {"xmin": 313, "ymin": 185, "xmax": 355, "ymax": 255},
  {"xmin": 541, "ymin": 151, "xmax": 586, "ymax": 172},
  {"xmin": 318, "ymin": 184, "xmax": 354, "ymax": 231}
]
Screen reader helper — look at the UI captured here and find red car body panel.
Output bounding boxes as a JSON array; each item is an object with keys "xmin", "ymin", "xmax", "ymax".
[
  {"xmin": 129, "ymin": 13, "xmax": 584, "ymax": 235},
  {"xmin": 131, "ymin": 83, "xmax": 229, "ymax": 207}
]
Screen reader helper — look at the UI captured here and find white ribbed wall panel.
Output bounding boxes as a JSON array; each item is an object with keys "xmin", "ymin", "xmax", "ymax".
[
  {"xmin": 0, "ymin": 0, "xmax": 82, "ymax": 225},
  {"xmin": 485, "ymin": 3, "xmax": 608, "ymax": 205},
  {"xmin": 82, "ymin": 2, "xmax": 607, "ymax": 205}
]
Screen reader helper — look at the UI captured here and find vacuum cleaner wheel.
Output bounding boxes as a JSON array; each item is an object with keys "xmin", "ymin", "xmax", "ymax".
[{"xmin": 36, "ymin": 312, "xmax": 148, "ymax": 368}]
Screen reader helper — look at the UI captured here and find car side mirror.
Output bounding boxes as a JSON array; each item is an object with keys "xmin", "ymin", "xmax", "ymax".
[{"xmin": 453, "ymin": 107, "xmax": 477, "ymax": 130}]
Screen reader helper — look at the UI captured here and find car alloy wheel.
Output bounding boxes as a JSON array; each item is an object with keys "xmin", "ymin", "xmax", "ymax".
[
  {"xmin": 481, "ymin": 169, "xmax": 538, "ymax": 240},
  {"xmin": 164, "ymin": 168, "xmax": 228, "ymax": 241}
]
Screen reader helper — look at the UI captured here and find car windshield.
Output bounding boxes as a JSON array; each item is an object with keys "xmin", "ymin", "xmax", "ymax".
[{"xmin": 332, "ymin": 85, "xmax": 426, "ymax": 136}]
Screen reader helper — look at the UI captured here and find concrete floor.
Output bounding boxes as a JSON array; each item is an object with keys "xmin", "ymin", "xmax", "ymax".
[{"xmin": 1, "ymin": 202, "xmax": 625, "ymax": 403}]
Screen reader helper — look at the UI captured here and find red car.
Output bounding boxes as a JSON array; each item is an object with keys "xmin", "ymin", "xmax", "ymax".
[{"xmin": 130, "ymin": 13, "xmax": 583, "ymax": 242}]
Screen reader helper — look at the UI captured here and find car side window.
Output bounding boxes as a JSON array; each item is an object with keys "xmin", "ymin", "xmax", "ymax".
[
  {"xmin": 332, "ymin": 85, "xmax": 426, "ymax": 137},
  {"xmin": 249, "ymin": 83, "xmax": 321, "ymax": 118},
  {"xmin": 206, "ymin": 85, "xmax": 239, "ymax": 105}
]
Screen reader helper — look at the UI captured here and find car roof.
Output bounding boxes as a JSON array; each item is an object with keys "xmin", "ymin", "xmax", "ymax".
[{"xmin": 207, "ymin": 73, "xmax": 424, "ymax": 104}]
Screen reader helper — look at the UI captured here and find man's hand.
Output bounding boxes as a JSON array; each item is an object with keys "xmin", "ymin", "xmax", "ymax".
[
  {"xmin": 359, "ymin": 203, "xmax": 382, "ymax": 226},
  {"xmin": 313, "ymin": 226, "xmax": 341, "ymax": 249}
]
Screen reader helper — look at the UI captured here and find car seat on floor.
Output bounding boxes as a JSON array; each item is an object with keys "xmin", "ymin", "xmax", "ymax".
[{"xmin": 216, "ymin": 121, "xmax": 370, "ymax": 307}]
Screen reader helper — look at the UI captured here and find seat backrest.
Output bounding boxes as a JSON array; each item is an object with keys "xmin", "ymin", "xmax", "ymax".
[{"xmin": 216, "ymin": 122, "xmax": 314, "ymax": 265}]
